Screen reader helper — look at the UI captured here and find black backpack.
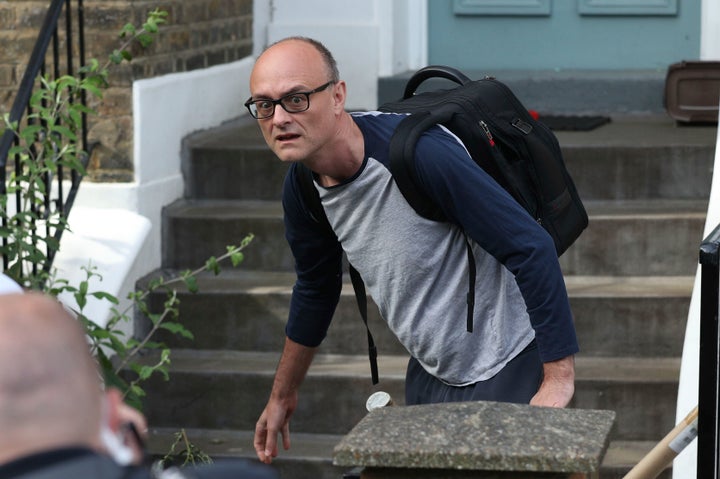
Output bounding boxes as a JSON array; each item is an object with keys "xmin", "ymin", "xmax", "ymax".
[{"xmin": 295, "ymin": 65, "xmax": 588, "ymax": 384}]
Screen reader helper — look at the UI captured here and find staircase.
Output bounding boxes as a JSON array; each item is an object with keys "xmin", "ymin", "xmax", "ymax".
[{"xmin": 137, "ymin": 109, "xmax": 717, "ymax": 478}]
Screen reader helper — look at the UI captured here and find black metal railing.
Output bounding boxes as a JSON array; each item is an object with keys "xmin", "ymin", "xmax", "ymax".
[
  {"xmin": 699, "ymin": 222, "xmax": 720, "ymax": 478},
  {"xmin": 0, "ymin": 0, "xmax": 87, "ymax": 278}
]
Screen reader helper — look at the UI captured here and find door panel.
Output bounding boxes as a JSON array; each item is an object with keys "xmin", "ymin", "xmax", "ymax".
[{"xmin": 429, "ymin": 0, "xmax": 700, "ymax": 70}]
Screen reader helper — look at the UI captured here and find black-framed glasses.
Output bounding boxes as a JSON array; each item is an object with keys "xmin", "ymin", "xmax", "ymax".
[{"xmin": 244, "ymin": 81, "xmax": 335, "ymax": 119}]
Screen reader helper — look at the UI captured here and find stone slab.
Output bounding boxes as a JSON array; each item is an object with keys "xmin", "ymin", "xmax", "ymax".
[{"xmin": 333, "ymin": 401, "xmax": 615, "ymax": 475}]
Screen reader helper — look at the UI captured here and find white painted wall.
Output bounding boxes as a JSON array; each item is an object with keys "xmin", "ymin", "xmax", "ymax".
[
  {"xmin": 672, "ymin": 4, "xmax": 720, "ymax": 477},
  {"xmin": 701, "ymin": 0, "xmax": 720, "ymax": 60},
  {"xmin": 672, "ymin": 106, "xmax": 720, "ymax": 479}
]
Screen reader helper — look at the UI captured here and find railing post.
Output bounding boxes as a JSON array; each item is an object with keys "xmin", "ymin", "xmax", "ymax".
[{"xmin": 698, "ymin": 223, "xmax": 720, "ymax": 478}]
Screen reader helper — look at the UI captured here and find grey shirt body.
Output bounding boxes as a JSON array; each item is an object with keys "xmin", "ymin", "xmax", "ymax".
[{"xmin": 317, "ymin": 154, "xmax": 535, "ymax": 386}]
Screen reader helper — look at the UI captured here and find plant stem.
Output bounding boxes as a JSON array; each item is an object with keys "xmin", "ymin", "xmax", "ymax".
[{"xmin": 113, "ymin": 291, "xmax": 176, "ymax": 375}]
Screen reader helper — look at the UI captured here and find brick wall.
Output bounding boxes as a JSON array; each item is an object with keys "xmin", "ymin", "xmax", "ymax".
[{"xmin": 0, "ymin": 0, "xmax": 253, "ymax": 182}]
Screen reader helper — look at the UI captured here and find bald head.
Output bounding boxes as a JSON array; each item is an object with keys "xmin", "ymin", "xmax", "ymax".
[
  {"xmin": 0, "ymin": 293, "xmax": 103, "ymax": 462},
  {"xmin": 250, "ymin": 37, "xmax": 339, "ymax": 103},
  {"xmin": 255, "ymin": 37, "xmax": 339, "ymax": 85}
]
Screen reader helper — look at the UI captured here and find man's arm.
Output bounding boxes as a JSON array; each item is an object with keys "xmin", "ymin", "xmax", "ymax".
[
  {"xmin": 530, "ymin": 355, "xmax": 575, "ymax": 408},
  {"xmin": 254, "ymin": 166, "xmax": 341, "ymax": 464},
  {"xmin": 254, "ymin": 337, "xmax": 317, "ymax": 464},
  {"xmin": 413, "ymin": 129, "xmax": 580, "ymax": 386}
]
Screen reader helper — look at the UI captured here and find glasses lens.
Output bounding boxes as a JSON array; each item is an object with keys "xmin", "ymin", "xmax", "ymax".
[
  {"xmin": 252, "ymin": 100, "xmax": 275, "ymax": 119},
  {"xmin": 281, "ymin": 93, "xmax": 310, "ymax": 113}
]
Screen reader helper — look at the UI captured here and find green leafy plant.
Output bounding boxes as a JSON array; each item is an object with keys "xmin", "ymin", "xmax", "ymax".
[
  {"xmin": 157, "ymin": 428, "xmax": 213, "ymax": 469},
  {"xmin": 46, "ymin": 237, "xmax": 253, "ymax": 410}
]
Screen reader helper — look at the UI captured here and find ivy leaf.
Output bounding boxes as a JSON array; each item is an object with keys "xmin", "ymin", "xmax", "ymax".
[
  {"xmin": 119, "ymin": 23, "xmax": 136, "ymax": 38},
  {"xmin": 130, "ymin": 384, "xmax": 146, "ymax": 398},
  {"xmin": 137, "ymin": 33, "xmax": 154, "ymax": 48},
  {"xmin": 230, "ymin": 251, "xmax": 244, "ymax": 267},
  {"xmin": 50, "ymin": 124, "xmax": 77, "ymax": 142},
  {"xmin": 109, "ymin": 49, "xmax": 123, "ymax": 65},
  {"xmin": 91, "ymin": 291, "xmax": 120, "ymax": 304},
  {"xmin": 160, "ymin": 322, "xmax": 194, "ymax": 340},
  {"xmin": 183, "ymin": 275, "xmax": 198, "ymax": 294},
  {"xmin": 205, "ymin": 256, "xmax": 220, "ymax": 275}
]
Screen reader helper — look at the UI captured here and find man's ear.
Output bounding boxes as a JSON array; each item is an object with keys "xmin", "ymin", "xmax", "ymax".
[
  {"xmin": 103, "ymin": 387, "xmax": 125, "ymax": 433},
  {"xmin": 332, "ymin": 80, "xmax": 347, "ymax": 113}
]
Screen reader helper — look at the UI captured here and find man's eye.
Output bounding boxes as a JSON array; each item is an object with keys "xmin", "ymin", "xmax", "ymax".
[
  {"xmin": 257, "ymin": 100, "xmax": 274, "ymax": 110},
  {"xmin": 288, "ymin": 95, "xmax": 305, "ymax": 105}
]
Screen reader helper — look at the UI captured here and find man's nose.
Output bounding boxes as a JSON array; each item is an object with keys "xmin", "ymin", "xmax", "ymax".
[{"xmin": 272, "ymin": 105, "xmax": 293, "ymax": 125}]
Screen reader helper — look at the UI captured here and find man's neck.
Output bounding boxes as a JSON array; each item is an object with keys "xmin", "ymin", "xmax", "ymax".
[{"xmin": 307, "ymin": 113, "xmax": 364, "ymax": 188}]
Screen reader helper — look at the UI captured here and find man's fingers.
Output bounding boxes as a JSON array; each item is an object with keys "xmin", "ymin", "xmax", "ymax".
[
  {"xmin": 281, "ymin": 421, "xmax": 291, "ymax": 450},
  {"xmin": 254, "ymin": 419, "xmax": 278, "ymax": 464},
  {"xmin": 253, "ymin": 425, "xmax": 267, "ymax": 462},
  {"xmin": 530, "ymin": 378, "xmax": 574, "ymax": 408}
]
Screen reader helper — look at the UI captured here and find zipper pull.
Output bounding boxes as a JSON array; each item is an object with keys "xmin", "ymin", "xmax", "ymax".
[{"xmin": 479, "ymin": 120, "xmax": 495, "ymax": 147}]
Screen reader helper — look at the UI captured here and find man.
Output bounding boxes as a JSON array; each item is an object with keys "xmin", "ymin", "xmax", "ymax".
[
  {"xmin": 0, "ymin": 292, "xmax": 277, "ymax": 479},
  {"xmin": 249, "ymin": 37, "xmax": 578, "ymax": 465}
]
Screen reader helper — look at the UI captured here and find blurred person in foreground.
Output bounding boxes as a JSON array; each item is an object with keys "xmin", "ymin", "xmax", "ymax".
[{"xmin": 0, "ymin": 292, "xmax": 277, "ymax": 479}]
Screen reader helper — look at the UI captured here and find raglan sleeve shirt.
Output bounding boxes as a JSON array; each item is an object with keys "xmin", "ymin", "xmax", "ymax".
[
  {"xmin": 282, "ymin": 164, "xmax": 344, "ymax": 347},
  {"xmin": 411, "ymin": 128, "xmax": 579, "ymax": 364},
  {"xmin": 282, "ymin": 120, "xmax": 578, "ymax": 363}
]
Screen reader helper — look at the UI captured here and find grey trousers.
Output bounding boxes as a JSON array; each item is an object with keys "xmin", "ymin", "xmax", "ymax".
[{"xmin": 405, "ymin": 340, "xmax": 543, "ymax": 405}]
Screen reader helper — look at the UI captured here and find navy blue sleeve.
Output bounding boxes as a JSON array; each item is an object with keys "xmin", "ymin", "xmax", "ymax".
[
  {"xmin": 282, "ymin": 164, "xmax": 344, "ymax": 347},
  {"xmin": 413, "ymin": 128, "xmax": 579, "ymax": 363}
]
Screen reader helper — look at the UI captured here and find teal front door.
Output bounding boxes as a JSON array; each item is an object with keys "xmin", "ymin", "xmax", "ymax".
[{"xmin": 428, "ymin": 0, "xmax": 701, "ymax": 71}]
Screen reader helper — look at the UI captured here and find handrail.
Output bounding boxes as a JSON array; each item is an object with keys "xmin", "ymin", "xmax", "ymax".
[
  {"xmin": 0, "ymin": 0, "xmax": 65, "ymax": 172},
  {"xmin": 0, "ymin": 0, "xmax": 87, "ymax": 277},
  {"xmin": 699, "ymin": 222, "xmax": 720, "ymax": 478}
]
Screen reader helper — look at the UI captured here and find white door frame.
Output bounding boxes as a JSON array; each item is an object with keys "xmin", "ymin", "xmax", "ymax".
[{"xmin": 250, "ymin": 0, "xmax": 427, "ymax": 110}]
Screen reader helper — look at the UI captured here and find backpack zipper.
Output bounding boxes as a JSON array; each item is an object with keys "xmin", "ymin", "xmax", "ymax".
[{"xmin": 479, "ymin": 120, "xmax": 495, "ymax": 147}]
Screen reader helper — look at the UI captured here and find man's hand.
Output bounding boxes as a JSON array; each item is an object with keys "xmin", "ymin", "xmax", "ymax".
[
  {"xmin": 254, "ymin": 395, "xmax": 295, "ymax": 464},
  {"xmin": 253, "ymin": 337, "xmax": 317, "ymax": 464},
  {"xmin": 530, "ymin": 355, "xmax": 575, "ymax": 408}
]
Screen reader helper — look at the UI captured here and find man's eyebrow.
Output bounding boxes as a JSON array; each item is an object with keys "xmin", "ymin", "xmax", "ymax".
[{"xmin": 251, "ymin": 85, "xmax": 310, "ymax": 100}]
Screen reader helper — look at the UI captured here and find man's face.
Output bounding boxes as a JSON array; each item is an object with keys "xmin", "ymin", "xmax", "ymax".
[{"xmin": 248, "ymin": 41, "xmax": 341, "ymax": 163}]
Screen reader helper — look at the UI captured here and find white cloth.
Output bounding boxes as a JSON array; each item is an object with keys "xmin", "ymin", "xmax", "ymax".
[{"xmin": 0, "ymin": 274, "xmax": 22, "ymax": 295}]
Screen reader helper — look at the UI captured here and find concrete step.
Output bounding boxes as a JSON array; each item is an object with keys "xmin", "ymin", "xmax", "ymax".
[
  {"xmin": 160, "ymin": 199, "xmax": 288, "ymax": 272},
  {"xmin": 555, "ymin": 116, "xmax": 715, "ymax": 202},
  {"xmin": 182, "ymin": 117, "xmax": 288, "ymax": 201},
  {"xmin": 160, "ymin": 198, "xmax": 706, "ymax": 275},
  {"xmin": 181, "ymin": 117, "xmax": 716, "ymax": 204},
  {"xmin": 136, "ymin": 270, "xmax": 691, "ymax": 358},
  {"xmin": 138, "ymin": 350, "xmax": 678, "ymax": 442},
  {"xmin": 145, "ymin": 429, "xmax": 671, "ymax": 479},
  {"xmin": 147, "ymin": 427, "xmax": 344, "ymax": 479},
  {"xmin": 569, "ymin": 275, "xmax": 691, "ymax": 358},
  {"xmin": 601, "ymin": 440, "xmax": 672, "ymax": 479},
  {"xmin": 560, "ymin": 199, "xmax": 706, "ymax": 276}
]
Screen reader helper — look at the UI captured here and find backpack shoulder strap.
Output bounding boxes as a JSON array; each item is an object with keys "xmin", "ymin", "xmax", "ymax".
[
  {"xmin": 387, "ymin": 111, "xmax": 448, "ymax": 222},
  {"xmin": 294, "ymin": 162, "xmax": 332, "ymax": 232},
  {"xmin": 348, "ymin": 264, "xmax": 378, "ymax": 384},
  {"xmin": 292, "ymin": 162, "xmax": 380, "ymax": 384},
  {"xmin": 388, "ymin": 110, "xmax": 477, "ymax": 333}
]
